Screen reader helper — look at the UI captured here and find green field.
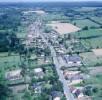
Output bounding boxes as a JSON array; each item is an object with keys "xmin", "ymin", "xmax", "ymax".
[
  {"xmin": 81, "ymin": 37, "xmax": 102, "ymax": 49},
  {"xmin": 42, "ymin": 13, "xmax": 69, "ymax": 22},
  {"xmin": 75, "ymin": 29, "xmax": 102, "ymax": 49},
  {"xmin": 80, "ymin": 52, "xmax": 102, "ymax": 66},
  {"xmin": 0, "ymin": 53, "xmax": 21, "ymax": 71},
  {"xmin": 84, "ymin": 74, "xmax": 102, "ymax": 100},
  {"xmin": 17, "ymin": 26, "xmax": 27, "ymax": 38},
  {"xmin": 91, "ymin": 17, "xmax": 102, "ymax": 24},
  {"xmin": 76, "ymin": 29, "xmax": 102, "ymax": 38},
  {"xmin": 74, "ymin": 7, "xmax": 97, "ymax": 12},
  {"xmin": 72, "ymin": 19, "xmax": 100, "ymax": 28}
]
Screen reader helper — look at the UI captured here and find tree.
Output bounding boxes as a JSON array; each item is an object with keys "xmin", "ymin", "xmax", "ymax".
[
  {"xmin": 23, "ymin": 91, "xmax": 32, "ymax": 100},
  {"xmin": 82, "ymin": 26, "xmax": 88, "ymax": 30}
]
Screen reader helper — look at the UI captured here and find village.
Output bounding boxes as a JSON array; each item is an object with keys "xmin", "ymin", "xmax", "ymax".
[{"xmin": 0, "ymin": 2, "xmax": 102, "ymax": 100}]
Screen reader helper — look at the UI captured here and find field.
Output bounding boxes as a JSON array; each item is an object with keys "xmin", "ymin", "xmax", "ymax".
[
  {"xmin": 17, "ymin": 26, "xmax": 27, "ymax": 38},
  {"xmin": 80, "ymin": 52, "xmax": 102, "ymax": 66},
  {"xmin": 81, "ymin": 37, "xmax": 102, "ymax": 49},
  {"xmin": 75, "ymin": 7, "xmax": 97, "ymax": 12},
  {"xmin": 89, "ymin": 66, "xmax": 102, "ymax": 75},
  {"xmin": 47, "ymin": 22, "xmax": 80, "ymax": 35},
  {"xmin": 75, "ymin": 29, "xmax": 102, "ymax": 49},
  {"xmin": 0, "ymin": 54, "xmax": 21, "ymax": 71},
  {"xmin": 72, "ymin": 19, "xmax": 100, "ymax": 28},
  {"xmin": 23, "ymin": 10, "xmax": 46, "ymax": 15},
  {"xmin": 91, "ymin": 17, "xmax": 102, "ymax": 24},
  {"xmin": 76, "ymin": 29, "xmax": 102, "ymax": 38},
  {"xmin": 42, "ymin": 13, "xmax": 69, "ymax": 21},
  {"xmin": 92, "ymin": 49, "xmax": 102, "ymax": 56}
]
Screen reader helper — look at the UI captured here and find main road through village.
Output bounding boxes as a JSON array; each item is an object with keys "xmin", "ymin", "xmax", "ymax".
[{"xmin": 26, "ymin": 17, "xmax": 75, "ymax": 100}]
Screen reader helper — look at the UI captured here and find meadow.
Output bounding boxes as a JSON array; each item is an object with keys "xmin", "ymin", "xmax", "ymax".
[
  {"xmin": 72, "ymin": 19, "xmax": 100, "ymax": 28},
  {"xmin": 91, "ymin": 17, "xmax": 102, "ymax": 24},
  {"xmin": 75, "ymin": 29, "xmax": 102, "ymax": 49}
]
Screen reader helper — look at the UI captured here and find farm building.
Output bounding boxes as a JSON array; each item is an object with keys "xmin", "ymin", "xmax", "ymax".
[
  {"xmin": 34, "ymin": 68, "xmax": 44, "ymax": 79},
  {"xmin": 63, "ymin": 70, "xmax": 83, "ymax": 84},
  {"xmin": 63, "ymin": 55, "xmax": 82, "ymax": 66},
  {"xmin": 5, "ymin": 69, "xmax": 22, "ymax": 81},
  {"xmin": 70, "ymin": 86, "xmax": 84, "ymax": 99}
]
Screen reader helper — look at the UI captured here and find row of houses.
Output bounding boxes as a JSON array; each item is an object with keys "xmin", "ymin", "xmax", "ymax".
[
  {"xmin": 5, "ymin": 67, "xmax": 45, "ymax": 81},
  {"xmin": 5, "ymin": 68, "xmax": 64, "ymax": 100}
]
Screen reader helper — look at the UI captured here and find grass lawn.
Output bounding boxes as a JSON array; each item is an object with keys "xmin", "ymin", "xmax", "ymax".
[{"xmin": 72, "ymin": 19, "xmax": 100, "ymax": 28}]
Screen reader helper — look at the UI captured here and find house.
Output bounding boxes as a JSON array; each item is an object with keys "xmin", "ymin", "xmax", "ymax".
[
  {"xmin": 5, "ymin": 69, "xmax": 22, "ymax": 81},
  {"xmin": 32, "ymin": 83, "xmax": 42, "ymax": 93},
  {"xmin": 34, "ymin": 68, "xmax": 44, "ymax": 79},
  {"xmin": 63, "ymin": 55, "xmax": 82, "ymax": 66},
  {"xmin": 70, "ymin": 86, "xmax": 84, "ymax": 99},
  {"xmin": 77, "ymin": 96, "xmax": 92, "ymax": 100},
  {"xmin": 51, "ymin": 91, "xmax": 63, "ymax": 100},
  {"xmin": 63, "ymin": 70, "xmax": 83, "ymax": 85}
]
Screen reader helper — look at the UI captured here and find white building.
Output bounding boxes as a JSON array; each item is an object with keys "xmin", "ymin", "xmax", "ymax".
[
  {"xmin": 34, "ymin": 68, "xmax": 44, "ymax": 79},
  {"xmin": 5, "ymin": 69, "xmax": 22, "ymax": 81}
]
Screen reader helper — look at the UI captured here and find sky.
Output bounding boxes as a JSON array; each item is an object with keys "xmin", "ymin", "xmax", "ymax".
[{"xmin": 0, "ymin": 0, "xmax": 101, "ymax": 2}]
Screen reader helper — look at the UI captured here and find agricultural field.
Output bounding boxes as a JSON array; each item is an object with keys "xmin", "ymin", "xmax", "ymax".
[
  {"xmin": 91, "ymin": 17, "xmax": 102, "ymax": 24},
  {"xmin": 92, "ymin": 49, "xmax": 102, "ymax": 56},
  {"xmin": 23, "ymin": 10, "xmax": 46, "ymax": 15},
  {"xmin": 80, "ymin": 52, "xmax": 102, "ymax": 66},
  {"xmin": 42, "ymin": 13, "xmax": 69, "ymax": 22},
  {"xmin": 81, "ymin": 36, "xmax": 102, "ymax": 49},
  {"xmin": 76, "ymin": 29, "xmax": 102, "ymax": 38},
  {"xmin": 0, "ymin": 53, "xmax": 21, "ymax": 71},
  {"xmin": 84, "ymin": 74, "xmax": 102, "ymax": 100},
  {"xmin": 72, "ymin": 19, "xmax": 100, "ymax": 28},
  {"xmin": 47, "ymin": 22, "xmax": 80, "ymax": 35},
  {"xmin": 74, "ymin": 7, "xmax": 98, "ymax": 12},
  {"xmin": 75, "ymin": 29, "xmax": 102, "ymax": 49}
]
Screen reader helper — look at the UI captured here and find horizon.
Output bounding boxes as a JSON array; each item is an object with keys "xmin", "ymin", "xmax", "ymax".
[{"xmin": 0, "ymin": 0, "xmax": 102, "ymax": 3}]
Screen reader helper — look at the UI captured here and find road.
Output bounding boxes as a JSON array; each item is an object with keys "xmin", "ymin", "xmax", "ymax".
[
  {"xmin": 26, "ymin": 17, "xmax": 75, "ymax": 100},
  {"xmin": 41, "ymin": 33, "xmax": 75, "ymax": 100}
]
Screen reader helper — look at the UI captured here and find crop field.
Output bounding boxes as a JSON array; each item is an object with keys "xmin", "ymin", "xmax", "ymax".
[
  {"xmin": 42, "ymin": 13, "xmax": 68, "ymax": 21},
  {"xmin": 91, "ymin": 17, "xmax": 102, "ymax": 24},
  {"xmin": 76, "ymin": 29, "xmax": 102, "ymax": 38},
  {"xmin": 89, "ymin": 66, "xmax": 102, "ymax": 75},
  {"xmin": 80, "ymin": 52, "xmax": 102, "ymax": 66},
  {"xmin": 92, "ymin": 49, "xmax": 102, "ymax": 56},
  {"xmin": 74, "ymin": 7, "xmax": 97, "ymax": 12},
  {"xmin": 47, "ymin": 22, "xmax": 80, "ymax": 35},
  {"xmin": 72, "ymin": 19, "xmax": 100, "ymax": 28},
  {"xmin": 81, "ymin": 36, "xmax": 102, "ymax": 49},
  {"xmin": 23, "ymin": 10, "xmax": 46, "ymax": 15},
  {"xmin": 75, "ymin": 29, "xmax": 102, "ymax": 49}
]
